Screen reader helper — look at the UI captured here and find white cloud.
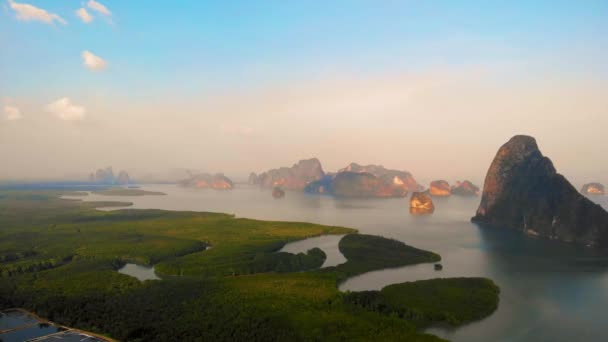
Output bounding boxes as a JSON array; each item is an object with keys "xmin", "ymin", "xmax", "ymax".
[
  {"xmin": 82, "ymin": 50, "xmax": 107, "ymax": 71},
  {"xmin": 3, "ymin": 105, "xmax": 22, "ymax": 121},
  {"xmin": 45, "ymin": 98, "xmax": 86, "ymax": 121},
  {"xmin": 76, "ymin": 7, "xmax": 93, "ymax": 24},
  {"xmin": 87, "ymin": 0, "xmax": 111, "ymax": 16},
  {"xmin": 8, "ymin": 0, "xmax": 66, "ymax": 25}
]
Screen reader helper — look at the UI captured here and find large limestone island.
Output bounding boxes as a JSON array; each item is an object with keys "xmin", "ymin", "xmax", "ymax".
[
  {"xmin": 178, "ymin": 173, "xmax": 234, "ymax": 190},
  {"xmin": 249, "ymin": 158, "xmax": 325, "ymax": 190},
  {"xmin": 472, "ymin": 135, "xmax": 608, "ymax": 247},
  {"xmin": 88, "ymin": 167, "xmax": 131, "ymax": 185},
  {"xmin": 451, "ymin": 180, "xmax": 480, "ymax": 196},
  {"xmin": 305, "ymin": 162, "xmax": 422, "ymax": 198}
]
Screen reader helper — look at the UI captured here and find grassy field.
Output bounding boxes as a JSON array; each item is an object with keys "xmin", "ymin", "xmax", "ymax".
[{"xmin": 0, "ymin": 190, "xmax": 499, "ymax": 341}]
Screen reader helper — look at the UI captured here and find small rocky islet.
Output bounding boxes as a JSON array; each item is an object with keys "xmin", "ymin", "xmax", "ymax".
[
  {"xmin": 409, "ymin": 191, "xmax": 435, "ymax": 215},
  {"xmin": 178, "ymin": 173, "xmax": 234, "ymax": 190},
  {"xmin": 272, "ymin": 186, "xmax": 285, "ymax": 198},
  {"xmin": 451, "ymin": 180, "xmax": 480, "ymax": 196},
  {"xmin": 428, "ymin": 180, "xmax": 480, "ymax": 197},
  {"xmin": 581, "ymin": 183, "xmax": 605, "ymax": 196},
  {"xmin": 429, "ymin": 180, "xmax": 451, "ymax": 197}
]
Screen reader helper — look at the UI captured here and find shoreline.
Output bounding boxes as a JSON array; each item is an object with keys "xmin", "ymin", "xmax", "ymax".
[{"xmin": 1, "ymin": 308, "xmax": 117, "ymax": 342}]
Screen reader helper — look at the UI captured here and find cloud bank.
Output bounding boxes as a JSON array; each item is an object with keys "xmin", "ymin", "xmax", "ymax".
[
  {"xmin": 87, "ymin": 0, "xmax": 111, "ymax": 17},
  {"xmin": 82, "ymin": 50, "xmax": 107, "ymax": 71},
  {"xmin": 8, "ymin": 0, "xmax": 66, "ymax": 25},
  {"xmin": 76, "ymin": 7, "xmax": 93, "ymax": 24},
  {"xmin": 45, "ymin": 98, "xmax": 86, "ymax": 121},
  {"xmin": 3, "ymin": 105, "xmax": 22, "ymax": 121}
]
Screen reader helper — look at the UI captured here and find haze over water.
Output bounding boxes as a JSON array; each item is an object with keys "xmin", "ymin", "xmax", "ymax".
[{"xmin": 68, "ymin": 185, "xmax": 608, "ymax": 342}]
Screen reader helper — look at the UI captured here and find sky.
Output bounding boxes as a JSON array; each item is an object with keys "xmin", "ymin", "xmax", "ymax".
[{"xmin": 1, "ymin": 1, "xmax": 607, "ymax": 185}]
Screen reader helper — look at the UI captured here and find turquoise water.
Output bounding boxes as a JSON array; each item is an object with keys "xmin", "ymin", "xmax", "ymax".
[{"xmin": 67, "ymin": 184, "xmax": 608, "ymax": 342}]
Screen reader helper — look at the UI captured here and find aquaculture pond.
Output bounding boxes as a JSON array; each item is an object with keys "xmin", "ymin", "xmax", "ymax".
[{"xmin": 0, "ymin": 309, "xmax": 107, "ymax": 342}]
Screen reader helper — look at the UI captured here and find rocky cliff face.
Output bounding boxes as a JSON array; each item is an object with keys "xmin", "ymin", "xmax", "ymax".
[
  {"xmin": 254, "ymin": 158, "xmax": 325, "ymax": 190},
  {"xmin": 429, "ymin": 180, "xmax": 451, "ymax": 197},
  {"xmin": 581, "ymin": 183, "xmax": 605, "ymax": 195},
  {"xmin": 472, "ymin": 135, "xmax": 608, "ymax": 248},
  {"xmin": 179, "ymin": 173, "xmax": 234, "ymax": 190},
  {"xmin": 339, "ymin": 163, "xmax": 421, "ymax": 192},
  {"xmin": 451, "ymin": 180, "xmax": 480, "ymax": 196},
  {"xmin": 410, "ymin": 191, "xmax": 435, "ymax": 215},
  {"xmin": 332, "ymin": 172, "xmax": 384, "ymax": 197},
  {"xmin": 305, "ymin": 163, "xmax": 421, "ymax": 198}
]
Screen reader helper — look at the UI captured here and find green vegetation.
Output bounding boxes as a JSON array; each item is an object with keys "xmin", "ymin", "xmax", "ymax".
[
  {"xmin": 91, "ymin": 188, "xmax": 167, "ymax": 196},
  {"xmin": 333, "ymin": 234, "xmax": 441, "ymax": 280},
  {"xmin": 0, "ymin": 190, "xmax": 499, "ymax": 341},
  {"xmin": 250, "ymin": 248, "xmax": 327, "ymax": 273},
  {"xmin": 344, "ymin": 278, "xmax": 500, "ymax": 327},
  {"xmin": 62, "ymin": 191, "xmax": 89, "ymax": 196}
]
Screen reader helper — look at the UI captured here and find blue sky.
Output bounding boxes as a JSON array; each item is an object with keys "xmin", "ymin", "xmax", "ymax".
[
  {"xmin": 2, "ymin": 1, "xmax": 607, "ymax": 97},
  {"xmin": 1, "ymin": 1, "xmax": 607, "ymax": 181}
]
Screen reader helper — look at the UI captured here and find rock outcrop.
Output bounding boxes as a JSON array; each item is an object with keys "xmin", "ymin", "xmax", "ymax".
[
  {"xmin": 410, "ymin": 191, "xmax": 435, "ymax": 215},
  {"xmin": 332, "ymin": 172, "xmax": 384, "ymax": 198},
  {"xmin": 305, "ymin": 163, "xmax": 421, "ymax": 198},
  {"xmin": 254, "ymin": 158, "xmax": 325, "ymax": 190},
  {"xmin": 272, "ymin": 186, "xmax": 285, "ymax": 198},
  {"xmin": 89, "ymin": 167, "xmax": 114, "ymax": 184},
  {"xmin": 451, "ymin": 180, "xmax": 480, "ymax": 196},
  {"xmin": 178, "ymin": 173, "xmax": 234, "ymax": 190},
  {"xmin": 472, "ymin": 135, "xmax": 608, "ymax": 247},
  {"xmin": 339, "ymin": 163, "xmax": 421, "ymax": 192},
  {"xmin": 581, "ymin": 183, "xmax": 605, "ymax": 195},
  {"xmin": 429, "ymin": 180, "xmax": 451, "ymax": 197},
  {"xmin": 89, "ymin": 167, "xmax": 131, "ymax": 185},
  {"xmin": 248, "ymin": 172, "xmax": 259, "ymax": 185},
  {"xmin": 116, "ymin": 171, "xmax": 130, "ymax": 185}
]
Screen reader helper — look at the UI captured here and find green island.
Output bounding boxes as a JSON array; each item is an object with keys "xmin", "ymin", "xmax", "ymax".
[
  {"xmin": 0, "ymin": 191, "xmax": 499, "ymax": 341},
  {"xmin": 91, "ymin": 188, "xmax": 167, "ymax": 196},
  {"xmin": 332, "ymin": 234, "xmax": 441, "ymax": 281}
]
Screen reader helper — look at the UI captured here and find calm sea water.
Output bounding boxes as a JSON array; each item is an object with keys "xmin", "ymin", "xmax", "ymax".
[
  {"xmin": 118, "ymin": 263, "xmax": 160, "ymax": 281},
  {"xmin": 66, "ymin": 184, "xmax": 608, "ymax": 342}
]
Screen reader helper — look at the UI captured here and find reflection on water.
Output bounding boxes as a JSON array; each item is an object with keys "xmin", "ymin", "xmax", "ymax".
[
  {"xmin": 280, "ymin": 235, "xmax": 347, "ymax": 267},
  {"xmin": 0, "ymin": 310, "xmax": 38, "ymax": 331},
  {"xmin": 0, "ymin": 310, "xmax": 62, "ymax": 342},
  {"xmin": 118, "ymin": 263, "xmax": 160, "ymax": 281},
  {"xmin": 73, "ymin": 184, "xmax": 608, "ymax": 342}
]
